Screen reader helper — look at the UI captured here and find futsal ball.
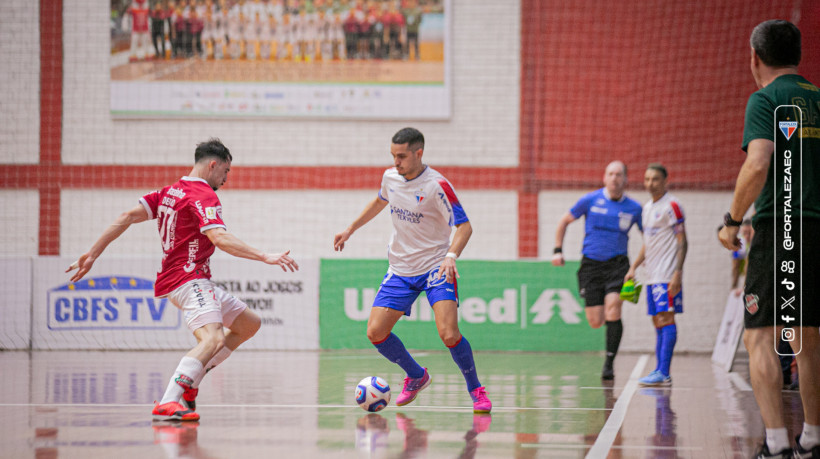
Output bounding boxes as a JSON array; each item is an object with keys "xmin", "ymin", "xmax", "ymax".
[{"xmin": 355, "ymin": 376, "xmax": 391, "ymax": 412}]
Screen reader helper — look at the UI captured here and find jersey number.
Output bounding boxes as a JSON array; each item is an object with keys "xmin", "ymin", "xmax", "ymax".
[{"xmin": 157, "ymin": 205, "xmax": 177, "ymax": 252}]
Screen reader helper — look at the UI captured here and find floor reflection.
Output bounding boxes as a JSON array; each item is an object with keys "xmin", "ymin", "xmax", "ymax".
[
  {"xmin": 152, "ymin": 421, "xmax": 216, "ymax": 459},
  {"xmin": 639, "ymin": 387, "xmax": 678, "ymax": 459},
  {"xmin": 355, "ymin": 411, "xmax": 493, "ymax": 459}
]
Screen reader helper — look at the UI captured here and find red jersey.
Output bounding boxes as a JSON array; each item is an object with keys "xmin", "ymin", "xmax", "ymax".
[
  {"xmin": 128, "ymin": 2, "xmax": 151, "ymax": 33},
  {"xmin": 140, "ymin": 177, "xmax": 226, "ymax": 297}
]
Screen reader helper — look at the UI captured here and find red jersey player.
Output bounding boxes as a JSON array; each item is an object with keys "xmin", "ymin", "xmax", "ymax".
[
  {"xmin": 127, "ymin": 0, "xmax": 152, "ymax": 61},
  {"xmin": 67, "ymin": 139, "xmax": 298, "ymax": 421}
]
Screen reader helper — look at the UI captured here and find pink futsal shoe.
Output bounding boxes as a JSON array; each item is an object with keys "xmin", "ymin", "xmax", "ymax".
[
  {"xmin": 152, "ymin": 401, "xmax": 200, "ymax": 422},
  {"xmin": 395, "ymin": 368, "xmax": 432, "ymax": 406},
  {"xmin": 470, "ymin": 386, "xmax": 492, "ymax": 413},
  {"xmin": 181, "ymin": 386, "xmax": 198, "ymax": 411}
]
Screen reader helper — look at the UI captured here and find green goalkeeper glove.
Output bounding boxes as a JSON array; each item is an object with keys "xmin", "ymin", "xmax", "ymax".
[{"xmin": 619, "ymin": 279, "xmax": 642, "ymax": 303}]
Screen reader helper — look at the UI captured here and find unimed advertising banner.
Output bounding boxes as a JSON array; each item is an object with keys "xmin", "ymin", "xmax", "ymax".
[
  {"xmin": 32, "ymin": 257, "xmax": 318, "ymax": 350},
  {"xmin": 319, "ymin": 259, "xmax": 603, "ymax": 351}
]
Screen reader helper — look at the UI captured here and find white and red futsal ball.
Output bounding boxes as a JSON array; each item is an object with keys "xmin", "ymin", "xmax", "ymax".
[{"xmin": 354, "ymin": 376, "xmax": 391, "ymax": 412}]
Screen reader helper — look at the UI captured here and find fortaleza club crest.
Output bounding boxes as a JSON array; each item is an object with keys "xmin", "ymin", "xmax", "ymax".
[
  {"xmin": 745, "ymin": 293, "xmax": 759, "ymax": 315},
  {"xmin": 779, "ymin": 121, "xmax": 798, "ymax": 140},
  {"xmin": 415, "ymin": 190, "xmax": 426, "ymax": 204}
]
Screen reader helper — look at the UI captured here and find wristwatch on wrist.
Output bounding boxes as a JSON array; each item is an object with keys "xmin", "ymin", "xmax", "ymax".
[{"xmin": 723, "ymin": 212, "xmax": 742, "ymax": 227}]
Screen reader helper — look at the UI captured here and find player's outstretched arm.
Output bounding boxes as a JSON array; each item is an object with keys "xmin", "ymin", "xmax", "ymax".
[
  {"xmin": 66, "ymin": 204, "xmax": 150, "ymax": 283},
  {"xmin": 205, "ymin": 227, "xmax": 299, "ymax": 272},
  {"xmin": 334, "ymin": 196, "xmax": 388, "ymax": 251},
  {"xmin": 552, "ymin": 211, "xmax": 576, "ymax": 266},
  {"xmin": 437, "ymin": 221, "xmax": 472, "ymax": 283}
]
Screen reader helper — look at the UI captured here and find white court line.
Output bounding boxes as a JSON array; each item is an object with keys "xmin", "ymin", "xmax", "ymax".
[
  {"xmin": 522, "ymin": 443, "xmax": 702, "ymax": 452},
  {"xmin": 585, "ymin": 354, "xmax": 649, "ymax": 459},
  {"xmin": 580, "ymin": 386, "xmax": 692, "ymax": 391},
  {"xmin": 0, "ymin": 403, "xmax": 608, "ymax": 412},
  {"xmin": 729, "ymin": 372, "xmax": 753, "ymax": 391}
]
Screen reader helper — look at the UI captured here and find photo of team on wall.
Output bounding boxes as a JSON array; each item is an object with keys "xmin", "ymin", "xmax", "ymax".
[{"xmin": 111, "ymin": 0, "xmax": 442, "ymax": 63}]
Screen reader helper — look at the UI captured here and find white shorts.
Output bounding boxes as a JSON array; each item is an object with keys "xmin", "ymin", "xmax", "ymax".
[{"xmin": 167, "ymin": 279, "xmax": 247, "ymax": 332}]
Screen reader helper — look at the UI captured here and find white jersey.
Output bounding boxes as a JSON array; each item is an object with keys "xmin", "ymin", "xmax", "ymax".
[
  {"xmin": 642, "ymin": 192, "xmax": 685, "ymax": 284},
  {"xmin": 379, "ymin": 166, "xmax": 469, "ymax": 277}
]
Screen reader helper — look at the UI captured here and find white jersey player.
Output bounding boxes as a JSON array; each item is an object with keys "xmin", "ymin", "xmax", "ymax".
[
  {"xmin": 259, "ymin": 13, "xmax": 275, "ymax": 59},
  {"xmin": 626, "ymin": 164, "xmax": 688, "ymax": 386},
  {"xmin": 333, "ymin": 128, "xmax": 493, "ymax": 414},
  {"xmin": 276, "ymin": 12, "xmax": 294, "ymax": 60}
]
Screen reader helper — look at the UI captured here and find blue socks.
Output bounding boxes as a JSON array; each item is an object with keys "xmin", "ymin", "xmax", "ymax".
[
  {"xmin": 658, "ymin": 324, "xmax": 677, "ymax": 376},
  {"xmin": 655, "ymin": 327, "xmax": 663, "ymax": 372},
  {"xmin": 448, "ymin": 336, "xmax": 481, "ymax": 392},
  {"xmin": 373, "ymin": 333, "xmax": 425, "ymax": 379}
]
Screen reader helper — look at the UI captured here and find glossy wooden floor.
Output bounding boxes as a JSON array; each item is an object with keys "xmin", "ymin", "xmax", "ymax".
[{"xmin": 0, "ymin": 350, "xmax": 804, "ymax": 458}]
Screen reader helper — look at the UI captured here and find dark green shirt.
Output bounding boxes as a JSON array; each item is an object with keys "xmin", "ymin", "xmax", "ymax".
[
  {"xmin": 742, "ymin": 74, "xmax": 820, "ymax": 222},
  {"xmin": 403, "ymin": 8, "xmax": 423, "ymax": 34}
]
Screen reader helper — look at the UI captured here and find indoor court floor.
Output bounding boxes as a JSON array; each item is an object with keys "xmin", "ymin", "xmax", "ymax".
[{"xmin": 0, "ymin": 350, "xmax": 805, "ymax": 458}]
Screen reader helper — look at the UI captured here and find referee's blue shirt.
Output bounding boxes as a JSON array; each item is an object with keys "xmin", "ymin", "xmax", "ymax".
[{"xmin": 570, "ymin": 188, "xmax": 643, "ymax": 261}]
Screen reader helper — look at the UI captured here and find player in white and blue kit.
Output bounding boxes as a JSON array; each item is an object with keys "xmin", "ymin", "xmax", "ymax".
[
  {"xmin": 625, "ymin": 164, "xmax": 688, "ymax": 386},
  {"xmin": 334, "ymin": 128, "xmax": 492, "ymax": 414},
  {"xmin": 553, "ymin": 161, "xmax": 643, "ymax": 380}
]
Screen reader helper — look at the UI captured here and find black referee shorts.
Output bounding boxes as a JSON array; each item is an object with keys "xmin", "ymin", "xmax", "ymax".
[
  {"xmin": 744, "ymin": 218, "xmax": 820, "ymax": 328},
  {"xmin": 577, "ymin": 255, "xmax": 629, "ymax": 307}
]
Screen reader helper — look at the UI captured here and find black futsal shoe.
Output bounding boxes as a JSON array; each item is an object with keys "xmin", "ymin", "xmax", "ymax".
[
  {"xmin": 795, "ymin": 436, "xmax": 820, "ymax": 458},
  {"xmin": 601, "ymin": 360, "xmax": 614, "ymax": 380},
  {"xmin": 753, "ymin": 443, "xmax": 794, "ymax": 458}
]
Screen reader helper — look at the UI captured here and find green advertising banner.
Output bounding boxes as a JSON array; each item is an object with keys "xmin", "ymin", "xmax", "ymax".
[{"xmin": 319, "ymin": 259, "xmax": 604, "ymax": 351}]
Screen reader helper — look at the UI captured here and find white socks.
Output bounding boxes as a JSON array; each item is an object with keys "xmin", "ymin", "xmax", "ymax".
[
  {"xmin": 799, "ymin": 423, "xmax": 820, "ymax": 449},
  {"xmin": 159, "ymin": 356, "xmax": 204, "ymax": 405},
  {"xmin": 193, "ymin": 347, "xmax": 233, "ymax": 388},
  {"xmin": 765, "ymin": 427, "xmax": 790, "ymax": 454}
]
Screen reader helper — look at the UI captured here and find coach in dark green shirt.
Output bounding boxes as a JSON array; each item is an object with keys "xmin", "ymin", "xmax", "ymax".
[{"xmin": 718, "ymin": 20, "xmax": 820, "ymax": 459}]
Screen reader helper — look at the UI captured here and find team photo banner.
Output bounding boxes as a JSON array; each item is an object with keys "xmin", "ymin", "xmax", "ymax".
[{"xmin": 110, "ymin": 0, "xmax": 450, "ymax": 119}]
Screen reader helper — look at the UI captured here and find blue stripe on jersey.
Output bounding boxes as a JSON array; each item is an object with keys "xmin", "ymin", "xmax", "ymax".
[{"xmin": 437, "ymin": 179, "xmax": 469, "ymax": 226}]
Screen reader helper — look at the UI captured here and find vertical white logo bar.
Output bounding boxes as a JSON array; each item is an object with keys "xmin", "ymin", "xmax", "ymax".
[{"xmin": 773, "ymin": 105, "xmax": 802, "ymax": 356}]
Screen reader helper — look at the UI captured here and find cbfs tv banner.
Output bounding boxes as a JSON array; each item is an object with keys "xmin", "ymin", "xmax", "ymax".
[
  {"xmin": 33, "ymin": 257, "xmax": 191, "ymax": 350},
  {"xmin": 319, "ymin": 259, "xmax": 603, "ymax": 351},
  {"xmin": 33, "ymin": 257, "xmax": 318, "ymax": 350}
]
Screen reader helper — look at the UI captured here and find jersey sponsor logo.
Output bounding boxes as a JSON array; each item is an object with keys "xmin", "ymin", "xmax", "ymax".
[
  {"xmin": 437, "ymin": 192, "xmax": 452, "ymax": 214},
  {"xmin": 195, "ymin": 200, "xmax": 207, "ymax": 221},
  {"xmin": 745, "ymin": 293, "xmax": 759, "ymax": 315},
  {"xmin": 47, "ymin": 276, "xmax": 181, "ymax": 330},
  {"xmin": 414, "ymin": 189, "xmax": 426, "ymax": 204},
  {"xmin": 779, "ymin": 121, "xmax": 798, "ymax": 140},
  {"xmin": 167, "ymin": 187, "xmax": 186, "ymax": 198},
  {"xmin": 390, "ymin": 205, "xmax": 424, "ymax": 224},
  {"xmin": 183, "ymin": 239, "xmax": 199, "ymax": 273}
]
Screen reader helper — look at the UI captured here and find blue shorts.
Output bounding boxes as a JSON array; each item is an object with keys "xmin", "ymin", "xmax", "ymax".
[
  {"xmin": 647, "ymin": 283, "xmax": 683, "ymax": 315},
  {"xmin": 372, "ymin": 267, "xmax": 458, "ymax": 316}
]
